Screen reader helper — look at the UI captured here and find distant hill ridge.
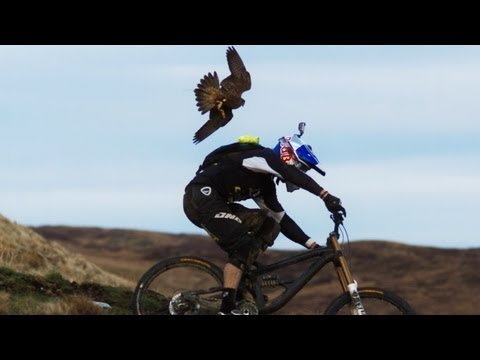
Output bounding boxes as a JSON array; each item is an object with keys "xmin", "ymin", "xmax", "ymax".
[
  {"xmin": 33, "ymin": 224, "xmax": 480, "ymax": 314},
  {"xmin": 0, "ymin": 214, "xmax": 131, "ymax": 287}
]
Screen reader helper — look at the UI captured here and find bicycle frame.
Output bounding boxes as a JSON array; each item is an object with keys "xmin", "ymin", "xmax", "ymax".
[
  {"xmin": 243, "ymin": 213, "xmax": 366, "ymax": 315},
  {"xmin": 134, "ymin": 211, "xmax": 414, "ymax": 315},
  {"xmin": 246, "ymin": 246, "xmax": 334, "ymax": 314}
]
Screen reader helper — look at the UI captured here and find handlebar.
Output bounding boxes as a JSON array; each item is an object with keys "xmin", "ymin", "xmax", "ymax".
[{"xmin": 330, "ymin": 211, "xmax": 344, "ymax": 237}]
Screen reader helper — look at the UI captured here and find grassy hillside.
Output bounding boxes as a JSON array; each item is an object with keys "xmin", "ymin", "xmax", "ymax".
[
  {"xmin": 0, "ymin": 214, "xmax": 132, "ymax": 288},
  {"xmin": 0, "ymin": 266, "xmax": 133, "ymax": 315}
]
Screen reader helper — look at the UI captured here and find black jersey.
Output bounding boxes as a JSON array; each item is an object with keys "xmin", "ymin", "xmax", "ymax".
[{"xmin": 188, "ymin": 147, "xmax": 323, "ymax": 217}]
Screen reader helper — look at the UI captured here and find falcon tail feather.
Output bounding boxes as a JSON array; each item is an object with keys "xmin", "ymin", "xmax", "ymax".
[{"xmin": 194, "ymin": 72, "xmax": 221, "ymax": 114}]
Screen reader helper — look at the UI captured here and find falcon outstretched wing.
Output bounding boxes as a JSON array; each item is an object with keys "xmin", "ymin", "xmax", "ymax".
[
  {"xmin": 223, "ymin": 46, "xmax": 251, "ymax": 92},
  {"xmin": 193, "ymin": 107, "xmax": 233, "ymax": 144}
]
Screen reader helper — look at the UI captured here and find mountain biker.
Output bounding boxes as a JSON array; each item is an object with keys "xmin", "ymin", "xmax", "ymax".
[{"xmin": 183, "ymin": 129, "xmax": 346, "ymax": 315}]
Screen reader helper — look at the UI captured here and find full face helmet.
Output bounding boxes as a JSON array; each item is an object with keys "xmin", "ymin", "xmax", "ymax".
[{"xmin": 273, "ymin": 123, "xmax": 325, "ymax": 191}]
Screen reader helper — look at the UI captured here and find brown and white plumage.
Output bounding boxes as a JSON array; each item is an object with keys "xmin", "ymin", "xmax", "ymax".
[{"xmin": 193, "ymin": 46, "xmax": 251, "ymax": 144}]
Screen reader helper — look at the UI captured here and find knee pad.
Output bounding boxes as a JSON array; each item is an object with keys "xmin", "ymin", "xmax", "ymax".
[
  {"xmin": 228, "ymin": 217, "xmax": 280, "ymax": 270},
  {"xmin": 226, "ymin": 235, "xmax": 259, "ymax": 271}
]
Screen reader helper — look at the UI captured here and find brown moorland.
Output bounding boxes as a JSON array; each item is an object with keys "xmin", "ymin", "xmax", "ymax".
[{"xmin": 34, "ymin": 225, "xmax": 480, "ymax": 315}]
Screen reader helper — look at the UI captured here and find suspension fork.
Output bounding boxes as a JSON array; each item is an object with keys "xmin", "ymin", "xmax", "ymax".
[
  {"xmin": 328, "ymin": 232, "xmax": 353, "ymax": 292},
  {"xmin": 328, "ymin": 232, "xmax": 366, "ymax": 315}
]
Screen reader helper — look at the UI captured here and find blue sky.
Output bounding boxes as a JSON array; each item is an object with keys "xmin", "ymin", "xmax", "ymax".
[{"xmin": 1, "ymin": 45, "xmax": 479, "ymax": 249}]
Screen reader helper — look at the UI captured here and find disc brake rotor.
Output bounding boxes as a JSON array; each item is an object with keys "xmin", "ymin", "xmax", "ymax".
[{"xmin": 169, "ymin": 292, "xmax": 200, "ymax": 315}]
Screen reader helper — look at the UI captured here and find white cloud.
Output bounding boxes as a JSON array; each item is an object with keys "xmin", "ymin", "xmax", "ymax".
[
  {"xmin": 248, "ymin": 61, "xmax": 480, "ymax": 134},
  {"xmin": 326, "ymin": 154, "xmax": 480, "ymax": 196},
  {"xmin": 0, "ymin": 188, "xmax": 188, "ymax": 230}
]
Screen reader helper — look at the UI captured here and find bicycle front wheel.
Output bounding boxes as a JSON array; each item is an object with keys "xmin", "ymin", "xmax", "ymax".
[
  {"xmin": 324, "ymin": 287, "xmax": 415, "ymax": 315},
  {"xmin": 132, "ymin": 256, "xmax": 224, "ymax": 315}
]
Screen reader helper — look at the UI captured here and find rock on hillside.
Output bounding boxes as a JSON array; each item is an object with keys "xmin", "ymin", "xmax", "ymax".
[{"xmin": 0, "ymin": 214, "xmax": 131, "ymax": 288}]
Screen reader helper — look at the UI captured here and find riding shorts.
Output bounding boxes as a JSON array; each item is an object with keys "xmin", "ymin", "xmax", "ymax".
[{"xmin": 183, "ymin": 183, "xmax": 280, "ymax": 269}]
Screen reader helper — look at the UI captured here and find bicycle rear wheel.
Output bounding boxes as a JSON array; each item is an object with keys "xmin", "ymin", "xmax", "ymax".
[
  {"xmin": 132, "ymin": 256, "xmax": 224, "ymax": 315},
  {"xmin": 324, "ymin": 287, "xmax": 415, "ymax": 315}
]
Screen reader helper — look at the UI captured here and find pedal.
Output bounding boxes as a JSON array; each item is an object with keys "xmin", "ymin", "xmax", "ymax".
[{"xmin": 236, "ymin": 300, "xmax": 259, "ymax": 315}]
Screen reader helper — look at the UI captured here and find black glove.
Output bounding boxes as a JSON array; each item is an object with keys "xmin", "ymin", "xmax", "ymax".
[{"xmin": 323, "ymin": 194, "xmax": 347, "ymax": 216}]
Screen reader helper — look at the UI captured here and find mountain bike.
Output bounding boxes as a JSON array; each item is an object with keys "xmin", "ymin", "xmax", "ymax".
[{"xmin": 132, "ymin": 212, "xmax": 415, "ymax": 315}]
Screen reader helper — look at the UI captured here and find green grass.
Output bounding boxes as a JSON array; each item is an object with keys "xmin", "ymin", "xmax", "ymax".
[{"xmin": 0, "ymin": 266, "xmax": 134, "ymax": 315}]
